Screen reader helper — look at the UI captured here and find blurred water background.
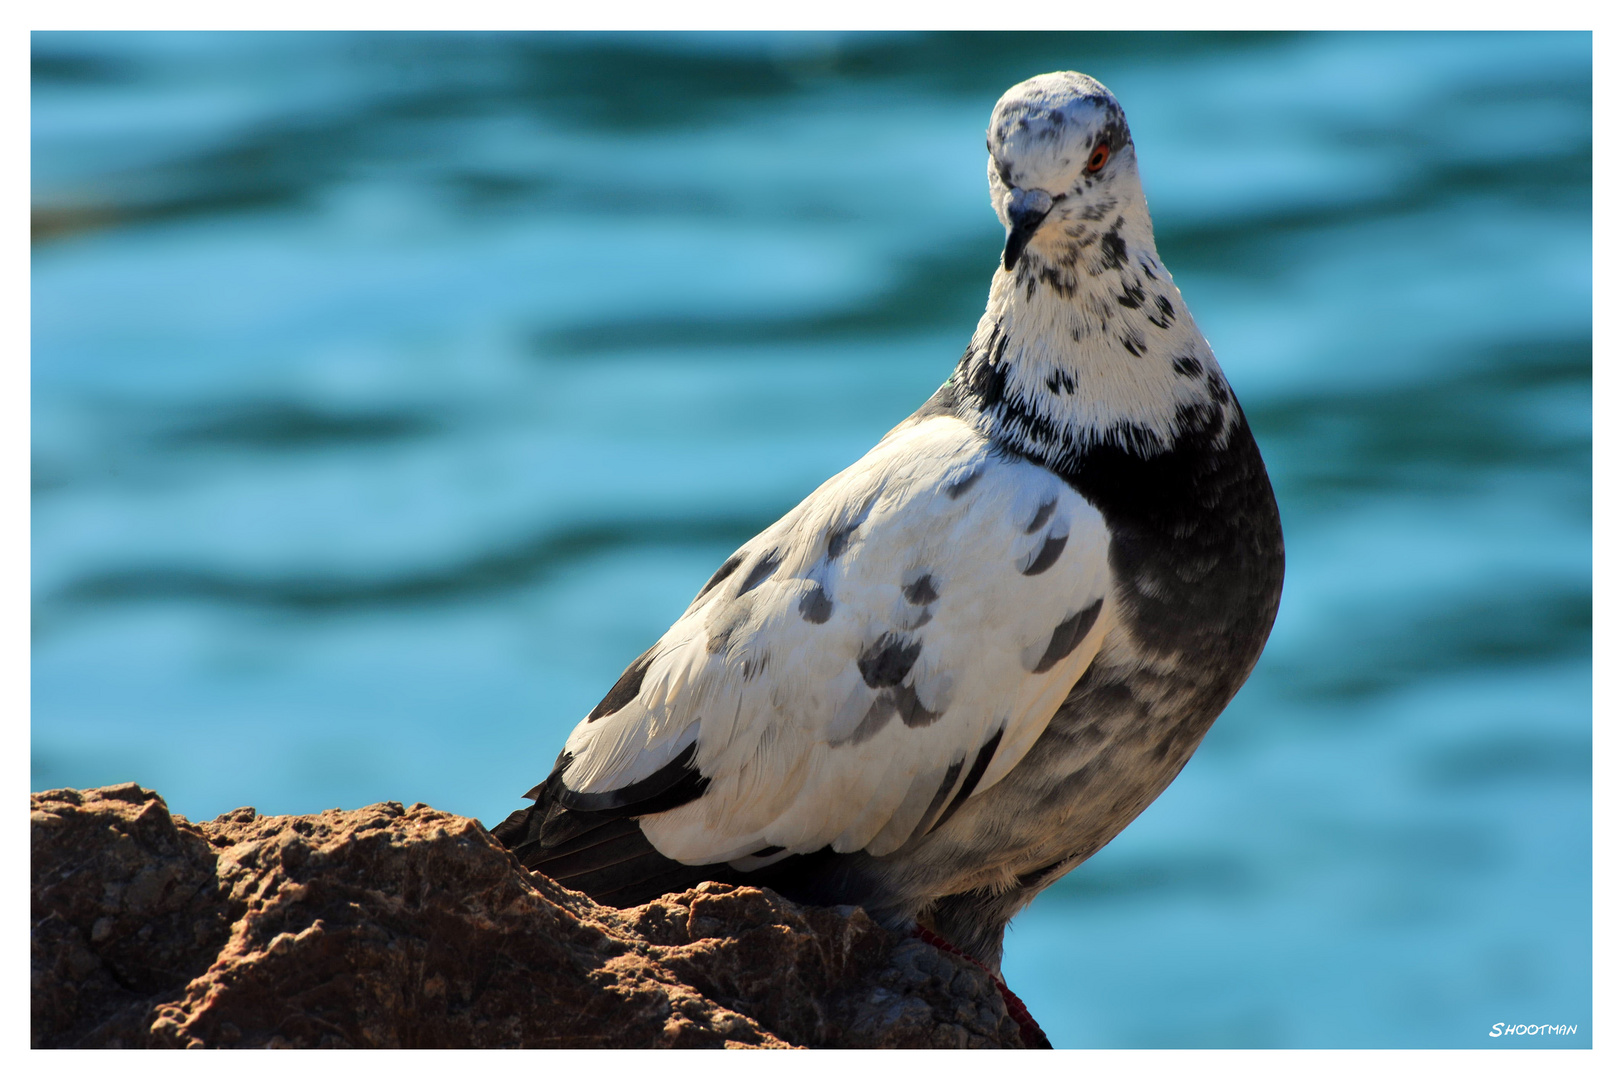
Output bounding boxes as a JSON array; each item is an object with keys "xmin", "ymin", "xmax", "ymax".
[{"xmin": 31, "ymin": 31, "xmax": 1591, "ymax": 1048}]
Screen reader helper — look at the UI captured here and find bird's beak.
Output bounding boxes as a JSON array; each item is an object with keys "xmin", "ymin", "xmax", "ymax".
[{"xmin": 1002, "ymin": 187, "xmax": 1055, "ymax": 271}]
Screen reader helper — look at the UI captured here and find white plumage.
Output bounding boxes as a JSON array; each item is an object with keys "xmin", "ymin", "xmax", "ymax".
[{"xmin": 564, "ymin": 413, "xmax": 1113, "ymax": 866}]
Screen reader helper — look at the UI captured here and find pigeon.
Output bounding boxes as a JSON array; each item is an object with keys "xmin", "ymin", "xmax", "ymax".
[{"xmin": 492, "ymin": 70, "xmax": 1285, "ymax": 1009}]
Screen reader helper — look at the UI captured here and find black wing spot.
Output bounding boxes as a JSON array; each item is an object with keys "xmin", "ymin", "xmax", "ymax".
[
  {"xmin": 827, "ymin": 523, "xmax": 858, "ymax": 559},
  {"xmin": 1172, "ymin": 355, "xmax": 1203, "ymax": 378},
  {"xmin": 799, "ymin": 583, "xmax": 833, "ymax": 624},
  {"xmin": 857, "ymin": 633, "xmax": 921, "ymax": 688},
  {"xmin": 1031, "ymin": 599, "xmax": 1103, "ymax": 673},
  {"xmin": 738, "ymin": 549, "xmax": 782, "ymax": 595},
  {"xmin": 1021, "ymin": 533, "xmax": 1068, "ymax": 576},
  {"xmin": 894, "ymin": 683, "xmax": 941, "ymax": 728},
  {"xmin": 903, "ymin": 574, "xmax": 938, "ymax": 605},
  {"xmin": 1025, "ymin": 498, "xmax": 1057, "ymax": 534},
  {"xmin": 587, "ymin": 645, "xmax": 657, "ymax": 721},
  {"xmin": 696, "ymin": 552, "xmax": 746, "ymax": 601},
  {"xmin": 844, "ymin": 694, "xmax": 897, "ymax": 745},
  {"xmin": 932, "ymin": 727, "xmax": 1004, "ymax": 832}
]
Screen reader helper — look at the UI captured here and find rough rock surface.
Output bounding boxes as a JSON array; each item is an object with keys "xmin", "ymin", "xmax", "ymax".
[{"xmin": 31, "ymin": 784, "xmax": 1030, "ymax": 1048}]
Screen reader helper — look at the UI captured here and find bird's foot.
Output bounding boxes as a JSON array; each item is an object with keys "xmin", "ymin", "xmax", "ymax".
[{"xmin": 909, "ymin": 926, "xmax": 1052, "ymax": 1049}]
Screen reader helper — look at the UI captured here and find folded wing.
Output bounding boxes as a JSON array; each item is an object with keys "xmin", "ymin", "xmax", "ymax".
[{"xmin": 558, "ymin": 413, "xmax": 1115, "ymax": 868}]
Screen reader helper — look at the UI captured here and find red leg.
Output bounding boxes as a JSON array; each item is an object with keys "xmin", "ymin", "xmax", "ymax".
[{"xmin": 910, "ymin": 926, "xmax": 1053, "ymax": 1049}]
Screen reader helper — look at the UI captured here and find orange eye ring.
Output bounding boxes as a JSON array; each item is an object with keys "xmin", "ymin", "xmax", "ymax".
[{"xmin": 1086, "ymin": 142, "xmax": 1110, "ymax": 173}]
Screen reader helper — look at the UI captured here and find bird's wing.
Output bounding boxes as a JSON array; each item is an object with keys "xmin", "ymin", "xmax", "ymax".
[{"xmin": 556, "ymin": 412, "xmax": 1115, "ymax": 868}]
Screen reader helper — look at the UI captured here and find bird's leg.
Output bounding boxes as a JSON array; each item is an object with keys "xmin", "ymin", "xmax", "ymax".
[{"xmin": 909, "ymin": 926, "xmax": 1052, "ymax": 1049}]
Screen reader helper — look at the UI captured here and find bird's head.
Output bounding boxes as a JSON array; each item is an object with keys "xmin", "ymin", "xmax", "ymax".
[{"xmin": 986, "ymin": 72, "xmax": 1140, "ymax": 272}]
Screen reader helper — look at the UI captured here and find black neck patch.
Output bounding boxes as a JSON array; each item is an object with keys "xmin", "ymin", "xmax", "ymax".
[{"xmin": 925, "ymin": 363, "xmax": 1284, "ymax": 709}]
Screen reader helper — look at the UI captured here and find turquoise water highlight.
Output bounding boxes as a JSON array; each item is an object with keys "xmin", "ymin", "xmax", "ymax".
[{"xmin": 31, "ymin": 31, "xmax": 1591, "ymax": 1047}]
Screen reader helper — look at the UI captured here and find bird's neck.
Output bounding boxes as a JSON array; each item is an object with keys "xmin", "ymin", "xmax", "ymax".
[{"xmin": 948, "ymin": 198, "xmax": 1233, "ymax": 470}]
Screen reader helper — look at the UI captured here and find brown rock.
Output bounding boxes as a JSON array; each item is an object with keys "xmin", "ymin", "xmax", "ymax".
[{"xmin": 31, "ymin": 784, "xmax": 1028, "ymax": 1048}]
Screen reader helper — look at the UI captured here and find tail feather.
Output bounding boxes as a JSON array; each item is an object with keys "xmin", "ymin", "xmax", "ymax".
[
  {"xmin": 490, "ymin": 796, "xmax": 729, "ymax": 905},
  {"xmin": 485, "ymin": 752, "xmax": 722, "ymax": 906},
  {"xmin": 487, "ymin": 756, "xmax": 859, "ymax": 911},
  {"xmin": 533, "ymin": 824, "xmax": 662, "ymax": 882}
]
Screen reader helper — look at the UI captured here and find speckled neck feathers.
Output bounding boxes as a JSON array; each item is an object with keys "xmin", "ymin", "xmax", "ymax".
[
  {"xmin": 949, "ymin": 201, "xmax": 1237, "ymax": 471},
  {"xmin": 946, "ymin": 75, "xmax": 1236, "ymax": 471}
]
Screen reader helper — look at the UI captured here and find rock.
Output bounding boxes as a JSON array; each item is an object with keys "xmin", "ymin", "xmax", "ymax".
[{"xmin": 31, "ymin": 784, "xmax": 1030, "ymax": 1048}]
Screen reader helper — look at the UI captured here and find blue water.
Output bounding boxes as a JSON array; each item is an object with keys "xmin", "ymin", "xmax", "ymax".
[{"xmin": 31, "ymin": 31, "xmax": 1591, "ymax": 1048}]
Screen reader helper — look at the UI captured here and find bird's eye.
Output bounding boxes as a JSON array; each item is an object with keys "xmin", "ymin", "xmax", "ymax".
[{"xmin": 1086, "ymin": 142, "xmax": 1110, "ymax": 173}]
